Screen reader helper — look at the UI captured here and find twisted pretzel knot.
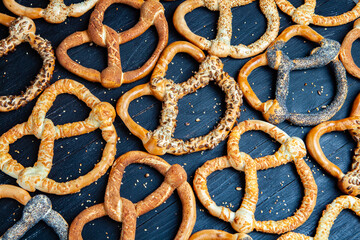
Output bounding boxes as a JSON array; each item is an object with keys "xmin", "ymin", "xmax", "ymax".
[
  {"xmin": 239, "ymin": 24, "xmax": 347, "ymax": 126},
  {"xmin": 277, "ymin": 195, "xmax": 360, "ymax": 240},
  {"xmin": 275, "ymin": 0, "xmax": 360, "ymax": 26},
  {"xmin": 0, "ymin": 185, "xmax": 68, "ymax": 240},
  {"xmin": 193, "ymin": 120, "xmax": 317, "ymax": 236},
  {"xmin": 173, "ymin": 0, "xmax": 280, "ymax": 58},
  {"xmin": 117, "ymin": 41, "xmax": 242, "ymax": 155},
  {"xmin": 0, "ymin": 79, "xmax": 117, "ymax": 195},
  {"xmin": 3, "ymin": 0, "xmax": 99, "ymax": 23},
  {"xmin": 56, "ymin": 0, "xmax": 168, "ymax": 88},
  {"xmin": 0, "ymin": 14, "xmax": 55, "ymax": 112},
  {"xmin": 69, "ymin": 151, "xmax": 196, "ymax": 240},
  {"xmin": 306, "ymin": 93, "xmax": 360, "ymax": 196}
]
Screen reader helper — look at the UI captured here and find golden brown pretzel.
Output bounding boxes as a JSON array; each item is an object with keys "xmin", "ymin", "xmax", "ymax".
[
  {"xmin": 238, "ymin": 24, "xmax": 347, "ymax": 126},
  {"xmin": 340, "ymin": 19, "xmax": 360, "ymax": 79},
  {"xmin": 117, "ymin": 41, "xmax": 242, "ymax": 155},
  {"xmin": 275, "ymin": 0, "xmax": 360, "ymax": 26},
  {"xmin": 0, "ymin": 79, "xmax": 117, "ymax": 195},
  {"xmin": 3, "ymin": 0, "xmax": 99, "ymax": 23},
  {"xmin": 69, "ymin": 151, "xmax": 196, "ymax": 240},
  {"xmin": 173, "ymin": 0, "xmax": 279, "ymax": 58},
  {"xmin": 193, "ymin": 120, "xmax": 317, "ymax": 235},
  {"xmin": 0, "ymin": 13, "xmax": 55, "ymax": 112},
  {"xmin": 189, "ymin": 230, "xmax": 252, "ymax": 240},
  {"xmin": 306, "ymin": 93, "xmax": 360, "ymax": 196},
  {"xmin": 56, "ymin": 0, "xmax": 168, "ymax": 88}
]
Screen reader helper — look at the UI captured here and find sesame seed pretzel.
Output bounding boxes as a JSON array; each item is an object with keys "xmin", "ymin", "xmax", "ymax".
[
  {"xmin": 173, "ymin": 0, "xmax": 280, "ymax": 58},
  {"xmin": 277, "ymin": 195, "xmax": 360, "ymax": 240},
  {"xmin": 340, "ymin": 19, "xmax": 360, "ymax": 79},
  {"xmin": 0, "ymin": 13, "xmax": 55, "ymax": 112},
  {"xmin": 56, "ymin": 0, "xmax": 168, "ymax": 88},
  {"xmin": 0, "ymin": 79, "xmax": 117, "ymax": 195},
  {"xmin": 306, "ymin": 93, "xmax": 360, "ymax": 196},
  {"xmin": 238, "ymin": 24, "xmax": 347, "ymax": 126},
  {"xmin": 116, "ymin": 41, "xmax": 242, "ymax": 155},
  {"xmin": 3, "ymin": 0, "xmax": 99, "ymax": 24},
  {"xmin": 69, "ymin": 151, "xmax": 196, "ymax": 240},
  {"xmin": 275, "ymin": 0, "xmax": 360, "ymax": 26},
  {"xmin": 193, "ymin": 120, "xmax": 317, "ymax": 235},
  {"xmin": 0, "ymin": 185, "xmax": 68, "ymax": 240}
]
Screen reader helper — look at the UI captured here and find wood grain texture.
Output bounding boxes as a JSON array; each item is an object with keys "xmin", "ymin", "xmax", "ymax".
[{"xmin": 0, "ymin": 0, "xmax": 360, "ymax": 239}]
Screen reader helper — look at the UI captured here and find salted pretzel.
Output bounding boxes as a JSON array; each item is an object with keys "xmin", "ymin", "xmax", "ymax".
[
  {"xmin": 69, "ymin": 151, "xmax": 196, "ymax": 240},
  {"xmin": 277, "ymin": 195, "xmax": 360, "ymax": 240},
  {"xmin": 193, "ymin": 120, "xmax": 317, "ymax": 235},
  {"xmin": 306, "ymin": 93, "xmax": 360, "ymax": 196},
  {"xmin": 0, "ymin": 79, "xmax": 117, "ymax": 195},
  {"xmin": 0, "ymin": 185, "xmax": 68, "ymax": 240},
  {"xmin": 275, "ymin": 0, "xmax": 360, "ymax": 26},
  {"xmin": 3, "ymin": 0, "xmax": 99, "ymax": 23},
  {"xmin": 173, "ymin": 0, "xmax": 280, "ymax": 58},
  {"xmin": 238, "ymin": 24, "xmax": 347, "ymax": 126},
  {"xmin": 340, "ymin": 19, "xmax": 360, "ymax": 79},
  {"xmin": 56, "ymin": 0, "xmax": 168, "ymax": 88},
  {"xmin": 0, "ymin": 13, "xmax": 55, "ymax": 112},
  {"xmin": 116, "ymin": 41, "xmax": 242, "ymax": 155}
]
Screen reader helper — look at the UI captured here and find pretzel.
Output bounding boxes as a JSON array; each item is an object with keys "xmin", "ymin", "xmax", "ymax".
[
  {"xmin": 306, "ymin": 93, "xmax": 360, "ymax": 196},
  {"xmin": 340, "ymin": 19, "xmax": 360, "ymax": 79},
  {"xmin": 277, "ymin": 195, "xmax": 360, "ymax": 240},
  {"xmin": 0, "ymin": 79, "xmax": 117, "ymax": 195},
  {"xmin": 0, "ymin": 185, "xmax": 68, "ymax": 240},
  {"xmin": 69, "ymin": 151, "xmax": 196, "ymax": 239},
  {"xmin": 193, "ymin": 120, "xmax": 317, "ymax": 235},
  {"xmin": 173, "ymin": 0, "xmax": 280, "ymax": 58},
  {"xmin": 275, "ymin": 0, "xmax": 360, "ymax": 26},
  {"xmin": 189, "ymin": 230, "xmax": 252, "ymax": 240},
  {"xmin": 56, "ymin": 0, "xmax": 168, "ymax": 88},
  {"xmin": 116, "ymin": 41, "xmax": 242, "ymax": 155},
  {"xmin": 238, "ymin": 24, "xmax": 347, "ymax": 126},
  {"xmin": 0, "ymin": 13, "xmax": 55, "ymax": 112},
  {"xmin": 2, "ymin": 0, "xmax": 99, "ymax": 23}
]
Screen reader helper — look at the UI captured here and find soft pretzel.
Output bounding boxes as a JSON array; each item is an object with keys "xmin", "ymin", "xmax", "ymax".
[
  {"xmin": 277, "ymin": 195, "xmax": 360, "ymax": 240},
  {"xmin": 3, "ymin": 0, "xmax": 99, "ymax": 23},
  {"xmin": 0, "ymin": 185, "xmax": 68, "ymax": 240},
  {"xmin": 340, "ymin": 19, "xmax": 360, "ymax": 79},
  {"xmin": 173, "ymin": 0, "xmax": 279, "ymax": 58},
  {"xmin": 0, "ymin": 13, "xmax": 55, "ymax": 112},
  {"xmin": 116, "ymin": 41, "xmax": 242, "ymax": 155},
  {"xmin": 0, "ymin": 79, "xmax": 117, "ymax": 195},
  {"xmin": 275, "ymin": 0, "xmax": 360, "ymax": 26},
  {"xmin": 306, "ymin": 93, "xmax": 360, "ymax": 196},
  {"xmin": 56, "ymin": 0, "xmax": 168, "ymax": 88},
  {"xmin": 193, "ymin": 120, "xmax": 317, "ymax": 235},
  {"xmin": 69, "ymin": 151, "xmax": 196, "ymax": 240},
  {"xmin": 238, "ymin": 24, "xmax": 347, "ymax": 126}
]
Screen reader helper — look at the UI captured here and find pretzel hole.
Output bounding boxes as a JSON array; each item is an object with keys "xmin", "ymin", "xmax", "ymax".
[
  {"xmin": 184, "ymin": 7, "xmax": 218, "ymax": 40},
  {"xmin": 82, "ymin": 217, "xmax": 121, "ymax": 239},
  {"xmin": 351, "ymin": 39, "xmax": 360, "ymax": 68},
  {"xmin": 8, "ymin": 135, "xmax": 40, "ymax": 168},
  {"xmin": 284, "ymin": 0, "xmax": 304, "ymax": 8},
  {"xmin": 7, "ymin": 0, "xmax": 48, "ymax": 8},
  {"xmin": 244, "ymin": 66, "xmax": 276, "ymax": 103},
  {"xmin": 0, "ymin": 198, "xmax": 23, "ymax": 232},
  {"xmin": 63, "ymin": 0, "xmax": 89, "ymax": 5},
  {"xmin": 103, "ymin": 3, "xmax": 139, "ymax": 32},
  {"xmin": 165, "ymin": 52, "xmax": 200, "ymax": 83},
  {"xmin": 314, "ymin": 0, "xmax": 356, "ymax": 17},
  {"xmin": 21, "ymin": 221, "xmax": 61, "ymax": 239},
  {"xmin": 282, "ymin": 37, "xmax": 320, "ymax": 59}
]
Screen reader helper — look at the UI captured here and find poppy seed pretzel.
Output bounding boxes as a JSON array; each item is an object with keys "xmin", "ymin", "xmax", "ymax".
[
  {"xmin": 0, "ymin": 13, "xmax": 55, "ymax": 112},
  {"xmin": 306, "ymin": 93, "xmax": 360, "ymax": 196},
  {"xmin": 277, "ymin": 195, "xmax": 360, "ymax": 240},
  {"xmin": 0, "ymin": 79, "xmax": 117, "ymax": 195},
  {"xmin": 193, "ymin": 120, "xmax": 317, "ymax": 235},
  {"xmin": 117, "ymin": 41, "xmax": 242, "ymax": 155},
  {"xmin": 3, "ymin": 0, "xmax": 99, "ymax": 24},
  {"xmin": 239, "ymin": 24, "xmax": 347, "ymax": 126},
  {"xmin": 56, "ymin": 0, "xmax": 168, "ymax": 88},
  {"xmin": 173, "ymin": 0, "xmax": 280, "ymax": 58},
  {"xmin": 0, "ymin": 185, "xmax": 68, "ymax": 240},
  {"xmin": 275, "ymin": 0, "xmax": 360, "ymax": 26},
  {"xmin": 69, "ymin": 151, "xmax": 196, "ymax": 240}
]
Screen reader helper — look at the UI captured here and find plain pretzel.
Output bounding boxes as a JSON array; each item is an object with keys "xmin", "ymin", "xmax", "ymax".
[
  {"xmin": 173, "ymin": 0, "xmax": 279, "ymax": 58},
  {"xmin": 0, "ymin": 13, "xmax": 55, "ymax": 112},
  {"xmin": 56, "ymin": 0, "xmax": 168, "ymax": 88},
  {"xmin": 0, "ymin": 79, "xmax": 117, "ymax": 195}
]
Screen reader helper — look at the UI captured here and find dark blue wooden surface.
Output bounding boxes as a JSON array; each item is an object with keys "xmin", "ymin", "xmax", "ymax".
[{"xmin": 0, "ymin": 0, "xmax": 360, "ymax": 239}]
